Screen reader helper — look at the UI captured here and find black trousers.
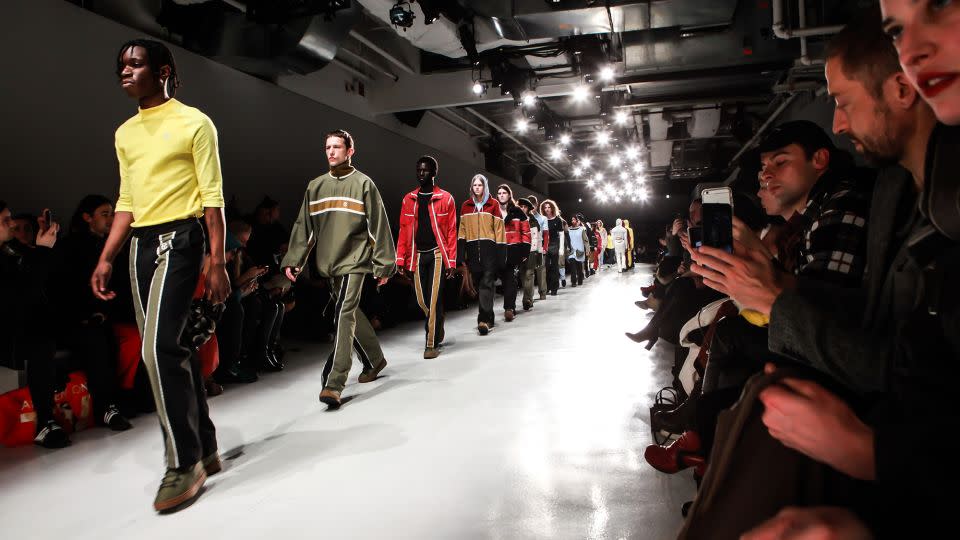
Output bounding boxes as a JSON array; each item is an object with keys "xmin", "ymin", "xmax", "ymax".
[
  {"xmin": 565, "ymin": 258, "xmax": 584, "ymax": 286},
  {"xmin": 215, "ymin": 293, "xmax": 244, "ymax": 375},
  {"xmin": 24, "ymin": 332, "xmax": 57, "ymax": 428},
  {"xmin": 497, "ymin": 263, "xmax": 519, "ymax": 311},
  {"xmin": 130, "ymin": 218, "xmax": 216, "ymax": 470},
  {"xmin": 545, "ymin": 251, "xmax": 561, "ymax": 293},
  {"xmin": 63, "ymin": 322, "xmax": 121, "ymax": 417},
  {"xmin": 414, "ymin": 249, "xmax": 445, "ymax": 348},
  {"xmin": 471, "ymin": 268, "xmax": 496, "ymax": 325}
]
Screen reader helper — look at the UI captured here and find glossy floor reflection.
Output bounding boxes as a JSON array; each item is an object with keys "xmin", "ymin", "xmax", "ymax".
[{"xmin": 0, "ymin": 265, "xmax": 693, "ymax": 539}]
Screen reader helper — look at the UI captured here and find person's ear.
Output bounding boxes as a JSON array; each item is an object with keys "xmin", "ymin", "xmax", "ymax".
[
  {"xmin": 811, "ymin": 148, "xmax": 831, "ymax": 172},
  {"xmin": 82, "ymin": 212, "xmax": 93, "ymax": 224},
  {"xmin": 889, "ymin": 71, "xmax": 919, "ymax": 110}
]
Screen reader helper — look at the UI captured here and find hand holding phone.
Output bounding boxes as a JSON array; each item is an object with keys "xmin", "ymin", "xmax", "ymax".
[{"xmin": 700, "ymin": 187, "xmax": 734, "ymax": 253}]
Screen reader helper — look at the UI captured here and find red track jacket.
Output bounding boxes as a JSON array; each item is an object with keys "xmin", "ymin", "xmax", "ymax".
[{"xmin": 396, "ymin": 185, "xmax": 458, "ymax": 271}]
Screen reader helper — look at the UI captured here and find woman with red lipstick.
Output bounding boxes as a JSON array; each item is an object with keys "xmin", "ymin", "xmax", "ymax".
[{"xmin": 881, "ymin": 0, "xmax": 960, "ymax": 124}]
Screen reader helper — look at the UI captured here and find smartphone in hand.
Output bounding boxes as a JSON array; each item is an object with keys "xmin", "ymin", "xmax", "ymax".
[{"xmin": 700, "ymin": 187, "xmax": 734, "ymax": 253}]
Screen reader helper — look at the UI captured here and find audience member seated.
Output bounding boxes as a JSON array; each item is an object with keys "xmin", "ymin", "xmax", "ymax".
[
  {"xmin": 51, "ymin": 194, "xmax": 133, "ymax": 431},
  {"xmin": 0, "ymin": 201, "xmax": 69, "ymax": 448}
]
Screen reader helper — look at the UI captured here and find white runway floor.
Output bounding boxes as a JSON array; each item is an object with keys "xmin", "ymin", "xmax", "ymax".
[{"xmin": 1, "ymin": 266, "xmax": 694, "ymax": 539}]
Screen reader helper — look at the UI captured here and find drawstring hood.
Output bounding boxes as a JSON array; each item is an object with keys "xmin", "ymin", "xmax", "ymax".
[{"xmin": 470, "ymin": 174, "xmax": 491, "ymax": 211}]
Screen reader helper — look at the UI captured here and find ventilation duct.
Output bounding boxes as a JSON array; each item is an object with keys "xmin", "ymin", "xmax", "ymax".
[{"xmin": 76, "ymin": 0, "xmax": 360, "ymax": 79}]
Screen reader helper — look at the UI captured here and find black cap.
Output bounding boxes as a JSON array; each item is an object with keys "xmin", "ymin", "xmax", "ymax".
[
  {"xmin": 756, "ymin": 120, "xmax": 835, "ymax": 155},
  {"xmin": 517, "ymin": 197, "xmax": 533, "ymax": 209}
]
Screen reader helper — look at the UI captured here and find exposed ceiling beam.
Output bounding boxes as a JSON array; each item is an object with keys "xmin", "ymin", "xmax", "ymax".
[
  {"xmin": 463, "ymin": 107, "xmax": 565, "ymax": 179},
  {"xmin": 348, "ymin": 30, "xmax": 416, "ymax": 76}
]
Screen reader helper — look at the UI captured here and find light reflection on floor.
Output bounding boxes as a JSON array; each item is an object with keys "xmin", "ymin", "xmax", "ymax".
[{"xmin": 0, "ymin": 265, "xmax": 693, "ymax": 539}]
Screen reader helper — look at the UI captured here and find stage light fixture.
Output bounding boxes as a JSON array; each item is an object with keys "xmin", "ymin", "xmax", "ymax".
[
  {"xmin": 560, "ymin": 133, "xmax": 571, "ymax": 146},
  {"xmin": 620, "ymin": 171, "xmax": 629, "ymax": 181},
  {"xmin": 596, "ymin": 131, "xmax": 610, "ymax": 146},
  {"xmin": 614, "ymin": 111, "xmax": 629, "ymax": 125},
  {"xmin": 472, "ymin": 81, "xmax": 486, "ymax": 95},
  {"xmin": 522, "ymin": 92, "xmax": 537, "ymax": 107},
  {"xmin": 550, "ymin": 147, "xmax": 563, "ymax": 160},
  {"xmin": 586, "ymin": 179, "xmax": 595, "ymax": 188},
  {"xmin": 580, "ymin": 157, "xmax": 592, "ymax": 168},
  {"xmin": 572, "ymin": 85, "xmax": 589, "ymax": 102},
  {"xmin": 516, "ymin": 119, "xmax": 529, "ymax": 133},
  {"xmin": 599, "ymin": 65, "xmax": 615, "ymax": 82},
  {"xmin": 609, "ymin": 155, "xmax": 621, "ymax": 168},
  {"xmin": 572, "ymin": 167, "xmax": 582, "ymax": 177},
  {"xmin": 625, "ymin": 146, "xmax": 639, "ymax": 159},
  {"xmin": 633, "ymin": 163, "xmax": 643, "ymax": 173},
  {"xmin": 595, "ymin": 172, "xmax": 605, "ymax": 182},
  {"xmin": 666, "ymin": 194, "xmax": 671, "ymax": 199},
  {"xmin": 389, "ymin": 1, "xmax": 415, "ymax": 29}
]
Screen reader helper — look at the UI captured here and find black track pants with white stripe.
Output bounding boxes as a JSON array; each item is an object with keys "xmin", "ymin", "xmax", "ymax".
[
  {"xmin": 130, "ymin": 218, "xmax": 217, "ymax": 471},
  {"xmin": 323, "ymin": 274, "xmax": 386, "ymax": 392},
  {"xmin": 414, "ymin": 249, "xmax": 445, "ymax": 349}
]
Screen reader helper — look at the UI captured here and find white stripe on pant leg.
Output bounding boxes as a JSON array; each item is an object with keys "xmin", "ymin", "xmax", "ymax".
[
  {"xmin": 130, "ymin": 236, "xmax": 146, "ymax": 334},
  {"xmin": 330, "ymin": 275, "xmax": 350, "ymax": 378},
  {"xmin": 143, "ymin": 231, "xmax": 180, "ymax": 469}
]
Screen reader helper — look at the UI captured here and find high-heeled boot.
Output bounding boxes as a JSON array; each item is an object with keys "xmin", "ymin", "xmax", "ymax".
[
  {"xmin": 625, "ymin": 326, "xmax": 658, "ymax": 350},
  {"xmin": 644, "ymin": 430, "xmax": 704, "ymax": 474},
  {"xmin": 256, "ymin": 303, "xmax": 283, "ymax": 372},
  {"xmin": 267, "ymin": 300, "xmax": 286, "ymax": 362}
]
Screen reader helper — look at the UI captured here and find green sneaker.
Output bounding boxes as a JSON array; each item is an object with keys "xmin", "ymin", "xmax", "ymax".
[{"xmin": 154, "ymin": 462, "xmax": 206, "ymax": 513}]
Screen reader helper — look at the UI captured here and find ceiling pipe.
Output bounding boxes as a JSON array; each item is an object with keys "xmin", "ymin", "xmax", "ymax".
[
  {"xmin": 426, "ymin": 110, "xmax": 471, "ymax": 137},
  {"xmin": 348, "ymin": 30, "xmax": 416, "ymax": 76},
  {"xmin": 771, "ymin": 0, "xmax": 844, "ymax": 39},
  {"xmin": 330, "ymin": 58, "xmax": 372, "ymax": 81},
  {"xmin": 336, "ymin": 47, "xmax": 398, "ymax": 81},
  {"xmin": 444, "ymin": 108, "xmax": 488, "ymax": 135},
  {"xmin": 727, "ymin": 92, "xmax": 799, "ymax": 167},
  {"xmin": 464, "ymin": 107, "xmax": 565, "ymax": 179}
]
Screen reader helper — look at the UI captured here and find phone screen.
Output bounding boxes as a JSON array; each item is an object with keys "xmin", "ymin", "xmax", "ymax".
[
  {"xmin": 687, "ymin": 226, "xmax": 703, "ymax": 249},
  {"xmin": 701, "ymin": 203, "xmax": 733, "ymax": 253}
]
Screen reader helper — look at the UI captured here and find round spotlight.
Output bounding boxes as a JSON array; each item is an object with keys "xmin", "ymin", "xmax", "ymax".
[
  {"xmin": 620, "ymin": 171, "xmax": 629, "ymax": 181},
  {"xmin": 560, "ymin": 133, "xmax": 572, "ymax": 146},
  {"xmin": 625, "ymin": 146, "xmax": 639, "ymax": 159},
  {"xmin": 522, "ymin": 92, "xmax": 537, "ymax": 107},
  {"xmin": 516, "ymin": 119, "xmax": 529, "ymax": 133},
  {"xmin": 595, "ymin": 172, "xmax": 605, "ymax": 182},
  {"xmin": 472, "ymin": 82, "xmax": 484, "ymax": 95},
  {"xmin": 580, "ymin": 157, "xmax": 592, "ymax": 168},
  {"xmin": 600, "ymin": 66, "xmax": 615, "ymax": 82},
  {"xmin": 578, "ymin": 198, "xmax": 583, "ymax": 203},
  {"xmin": 609, "ymin": 155, "xmax": 621, "ymax": 168},
  {"xmin": 633, "ymin": 163, "xmax": 643, "ymax": 173},
  {"xmin": 550, "ymin": 147, "xmax": 563, "ymax": 160},
  {"xmin": 572, "ymin": 85, "xmax": 589, "ymax": 102},
  {"xmin": 666, "ymin": 194, "xmax": 671, "ymax": 199},
  {"xmin": 596, "ymin": 131, "xmax": 610, "ymax": 146},
  {"xmin": 614, "ymin": 111, "xmax": 629, "ymax": 125},
  {"xmin": 586, "ymin": 179, "xmax": 595, "ymax": 188},
  {"xmin": 572, "ymin": 167, "xmax": 582, "ymax": 177}
]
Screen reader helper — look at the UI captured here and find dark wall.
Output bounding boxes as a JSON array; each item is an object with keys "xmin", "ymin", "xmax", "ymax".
[{"xmin": 0, "ymin": 0, "xmax": 541, "ymax": 233}]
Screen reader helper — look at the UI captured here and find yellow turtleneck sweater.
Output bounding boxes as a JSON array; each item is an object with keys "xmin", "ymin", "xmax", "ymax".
[{"xmin": 114, "ymin": 98, "xmax": 225, "ymax": 227}]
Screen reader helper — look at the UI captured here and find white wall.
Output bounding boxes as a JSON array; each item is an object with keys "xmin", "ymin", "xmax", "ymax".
[{"xmin": 0, "ymin": 0, "xmax": 539, "ymax": 230}]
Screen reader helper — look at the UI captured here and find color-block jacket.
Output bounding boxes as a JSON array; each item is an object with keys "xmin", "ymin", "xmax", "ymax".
[
  {"xmin": 282, "ymin": 166, "xmax": 396, "ymax": 279},
  {"xmin": 458, "ymin": 197, "xmax": 506, "ymax": 273},
  {"xmin": 396, "ymin": 185, "xmax": 458, "ymax": 271},
  {"xmin": 502, "ymin": 204, "xmax": 532, "ymax": 266}
]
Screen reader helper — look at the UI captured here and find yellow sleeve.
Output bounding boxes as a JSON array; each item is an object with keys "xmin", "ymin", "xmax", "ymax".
[
  {"xmin": 193, "ymin": 115, "xmax": 226, "ymax": 208},
  {"xmin": 114, "ymin": 135, "xmax": 134, "ymax": 213}
]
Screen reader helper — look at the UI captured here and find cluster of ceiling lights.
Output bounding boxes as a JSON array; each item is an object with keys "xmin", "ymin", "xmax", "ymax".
[
  {"xmin": 572, "ymin": 147, "xmax": 649, "ymax": 204},
  {"xmin": 472, "ymin": 63, "xmax": 650, "ymax": 204}
]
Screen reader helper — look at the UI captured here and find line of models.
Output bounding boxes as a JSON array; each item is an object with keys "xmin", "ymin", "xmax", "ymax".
[{"xmin": 90, "ymin": 39, "xmax": 618, "ymax": 515}]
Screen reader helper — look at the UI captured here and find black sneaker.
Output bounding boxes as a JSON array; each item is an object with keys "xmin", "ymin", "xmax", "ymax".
[
  {"xmin": 215, "ymin": 364, "xmax": 259, "ymax": 384},
  {"xmin": 103, "ymin": 405, "xmax": 133, "ymax": 431},
  {"xmin": 561, "ymin": 279, "xmax": 567, "ymax": 288},
  {"xmin": 34, "ymin": 420, "xmax": 71, "ymax": 449}
]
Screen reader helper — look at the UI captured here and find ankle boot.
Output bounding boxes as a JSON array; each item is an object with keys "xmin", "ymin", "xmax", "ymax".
[
  {"xmin": 644, "ymin": 430, "xmax": 704, "ymax": 474},
  {"xmin": 625, "ymin": 327, "xmax": 658, "ymax": 350}
]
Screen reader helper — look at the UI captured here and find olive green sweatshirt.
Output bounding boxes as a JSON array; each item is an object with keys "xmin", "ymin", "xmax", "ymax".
[{"xmin": 282, "ymin": 165, "xmax": 396, "ymax": 279}]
